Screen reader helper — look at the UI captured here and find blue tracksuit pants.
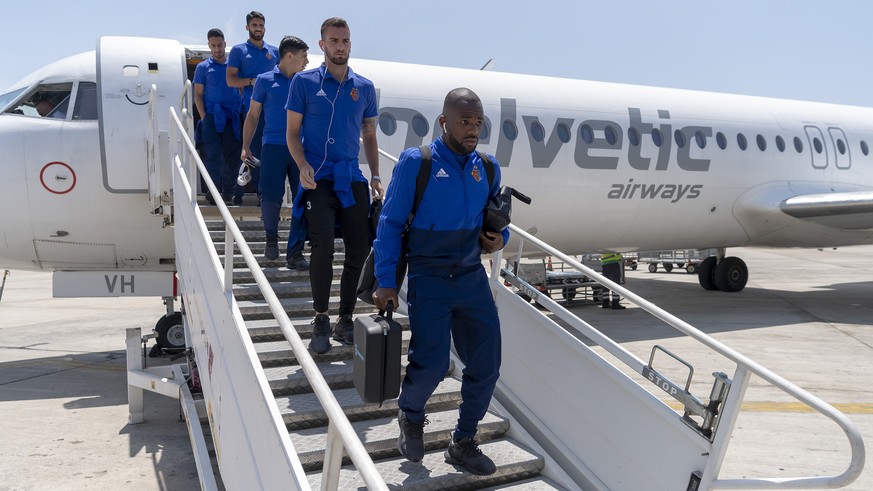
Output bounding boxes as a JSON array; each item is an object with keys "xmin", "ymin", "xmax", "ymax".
[
  {"xmin": 399, "ymin": 266, "xmax": 501, "ymax": 440},
  {"xmin": 258, "ymin": 144, "xmax": 300, "ymax": 240}
]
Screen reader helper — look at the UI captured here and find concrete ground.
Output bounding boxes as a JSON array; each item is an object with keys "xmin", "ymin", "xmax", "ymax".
[{"xmin": 0, "ymin": 244, "xmax": 871, "ymax": 490}]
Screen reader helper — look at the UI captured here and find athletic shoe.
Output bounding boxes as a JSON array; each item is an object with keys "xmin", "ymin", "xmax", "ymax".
[
  {"xmin": 264, "ymin": 239, "xmax": 279, "ymax": 260},
  {"xmin": 232, "ymin": 196, "xmax": 243, "ymax": 206},
  {"xmin": 444, "ymin": 436, "xmax": 496, "ymax": 475},
  {"xmin": 397, "ymin": 410, "xmax": 427, "ymax": 462},
  {"xmin": 333, "ymin": 315, "xmax": 354, "ymax": 345},
  {"xmin": 288, "ymin": 252, "xmax": 310, "ymax": 271},
  {"xmin": 611, "ymin": 303, "xmax": 627, "ymax": 310},
  {"xmin": 309, "ymin": 314, "xmax": 331, "ymax": 354}
]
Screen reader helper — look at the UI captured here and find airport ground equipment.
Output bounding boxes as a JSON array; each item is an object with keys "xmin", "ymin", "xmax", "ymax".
[
  {"xmin": 513, "ymin": 255, "xmax": 603, "ymax": 305},
  {"xmin": 125, "ymin": 88, "xmax": 865, "ymax": 490},
  {"xmin": 635, "ymin": 249, "xmax": 717, "ymax": 274}
]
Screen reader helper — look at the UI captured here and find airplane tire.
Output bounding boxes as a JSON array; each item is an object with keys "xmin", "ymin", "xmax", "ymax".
[
  {"xmin": 697, "ymin": 257, "xmax": 719, "ymax": 291},
  {"xmin": 663, "ymin": 263, "xmax": 674, "ymax": 273},
  {"xmin": 155, "ymin": 312, "xmax": 185, "ymax": 351},
  {"xmin": 648, "ymin": 263, "xmax": 657, "ymax": 273},
  {"xmin": 714, "ymin": 256, "xmax": 748, "ymax": 292}
]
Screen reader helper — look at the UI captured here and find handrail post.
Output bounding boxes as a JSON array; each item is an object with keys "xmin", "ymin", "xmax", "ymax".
[
  {"xmin": 321, "ymin": 422, "xmax": 344, "ymax": 491},
  {"xmin": 700, "ymin": 365, "xmax": 751, "ymax": 488}
]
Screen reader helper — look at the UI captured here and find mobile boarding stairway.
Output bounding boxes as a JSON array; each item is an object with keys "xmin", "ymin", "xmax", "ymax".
[{"xmin": 126, "ymin": 88, "xmax": 865, "ymax": 490}]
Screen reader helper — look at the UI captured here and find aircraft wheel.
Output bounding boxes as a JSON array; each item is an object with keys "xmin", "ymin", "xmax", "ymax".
[
  {"xmin": 714, "ymin": 256, "xmax": 748, "ymax": 292},
  {"xmin": 648, "ymin": 263, "xmax": 657, "ymax": 273},
  {"xmin": 155, "ymin": 312, "xmax": 185, "ymax": 351},
  {"xmin": 663, "ymin": 263, "xmax": 674, "ymax": 273},
  {"xmin": 685, "ymin": 264, "xmax": 697, "ymax": 274},
  {"xmin": 697, "ymin": 257, "xmax": 719, "ymax": 291}
]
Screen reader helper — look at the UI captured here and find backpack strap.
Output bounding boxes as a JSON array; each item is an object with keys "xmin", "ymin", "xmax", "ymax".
[
  {"xmin": 477, "ymin": 151, "xmax": 495, "ymax": 188},
  {"xmin": 408, "ymin": 144, "xmax": 432, "ymax": 224}
]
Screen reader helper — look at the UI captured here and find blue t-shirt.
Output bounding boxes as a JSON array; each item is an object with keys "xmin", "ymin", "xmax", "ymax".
[
  {"xmin": 193, "ymin": 57, "xmax": 241, "ymax": 115},
  {"xmin": 227, "ymin": 39, "xmax": 279, "ymax": 109},
  {"xmin": 251, "ymin": 67, "xmax": 294, "ymax": 146},
  {"xmin": 285, "ymin": 64, "xmax": 378, "ymax": 182}
]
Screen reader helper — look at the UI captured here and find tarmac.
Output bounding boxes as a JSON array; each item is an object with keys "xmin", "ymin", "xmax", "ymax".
[{"xmin": 0, "ymin": 245, "xmax": 871, "ymax": 490}]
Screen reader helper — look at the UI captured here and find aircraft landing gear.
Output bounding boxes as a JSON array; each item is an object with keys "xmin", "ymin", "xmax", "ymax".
[
  {"xmin": 150, "ymin": 296, "xmax": 186, "ymax": 356},
  {"xmin": 697, "ymin": 252, "xmax": 748, "ymax": 292}
]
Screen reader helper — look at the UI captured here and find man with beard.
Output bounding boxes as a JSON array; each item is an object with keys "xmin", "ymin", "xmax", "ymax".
[
  {"xmin": 372, "ymin": 88, "xmax": 508, "ymax": 476},
  {"xmin": 226, "ymin": 10, "xmax": 278, "ymax": 204},
  {"xmin": 194, "ymin": 28, "xmax": 241, "ymax": 205},
  {"xmin": 285, "ymin": 17, "xmax": 382, "ymax": 354}
]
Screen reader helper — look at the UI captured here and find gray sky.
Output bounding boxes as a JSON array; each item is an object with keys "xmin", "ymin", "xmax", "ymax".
[{"xmin": 3, "ymin": 1, "xmax": 871, "ymax": 106}]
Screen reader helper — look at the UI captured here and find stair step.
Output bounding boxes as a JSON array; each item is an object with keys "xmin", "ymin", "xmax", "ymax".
[
  {"xmin": 255, "ymin": 329, "xmax": 411, "ymax": 367},
  {"xmin": 231, "ymin": 266, "xmax": 340, "ymax": 284},
  {"xmin": 306, "ymin": 439, "xmax": 544, "ymax": 490},
  {"xmin": 292, "ymin": 409, "xmax": 510, "ymax": 471},
  {"xmin": 234, "ymin": 281, "xmax": 339, "ymax": 301},
  {"xmin": 275, "ymin": 378, "xmax": 463, "ymax": 430},
  {"xmin": 264, "ymin": 357, "xmax": 452, "ymax": 397},
  {"xmin": 489, "ymin": 477, "xmax": 568, "ymax": 490},
  {"xmin": 238, "ymin": 295, "xmax": 375, "ymax": 320},
  {"xmin": 220, "ymin": 250, "xmax": 345, "ymax": 266}
]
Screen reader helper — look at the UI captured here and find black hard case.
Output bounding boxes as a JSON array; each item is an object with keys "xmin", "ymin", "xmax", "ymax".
[{"xmin": 353, "ymin": 305, "xmax": 402, "ymax": 404}]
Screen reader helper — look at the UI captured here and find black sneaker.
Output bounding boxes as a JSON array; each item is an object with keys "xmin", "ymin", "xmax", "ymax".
[
  {"xmin": 397, "ymin": 410, "xmax": 427, "ymax": 462},
  {"xmin": 333, "ymin": 315, "xmax": 354, "ymax": 345},
  {"xmin": 601, "ymin": 302, "xmax": 611, "ymax": 309},
  {"xmin": 232, "ymin": 195, "xmax": 243, "ymax": 206},
  {"xmin": 264, "ymin": 239, "xmax": 279, "ymax": 260},
  {"xmin": 445, "ymin": 436, "xmax": 496, "ymax": 475},
  {"xmin": 309, "ymin": 314, "xmax": 331, "ymax": 354},
  {"xmin": 611, "ymin": 303, "xmax": 627, "ymax": 310},
  {"xmin": 287, "ymin": 252, "xmax": 310, "ymax": 271},
  {"xmin": 204, "ymin": 193, "xmax": 216, "ymax": 206}
]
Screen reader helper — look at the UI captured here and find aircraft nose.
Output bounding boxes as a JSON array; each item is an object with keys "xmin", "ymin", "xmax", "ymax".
[{"xmin": 0, "ymin": 117, "xmax": 35, "ymax": 269}]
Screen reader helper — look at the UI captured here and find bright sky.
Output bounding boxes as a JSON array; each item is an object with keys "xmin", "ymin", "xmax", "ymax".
[{"xmin": 3, "ymin": 1, "xmax": 871, "ymax": 107}]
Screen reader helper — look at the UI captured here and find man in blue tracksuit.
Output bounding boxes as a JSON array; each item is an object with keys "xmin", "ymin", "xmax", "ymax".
[
  {"xmin": 373, "ymin": 88, "xmax": 509, "ymax": 476},
  {"xmin": 241, "ymin": 35, "xmax": 309, "ymax": 268}
]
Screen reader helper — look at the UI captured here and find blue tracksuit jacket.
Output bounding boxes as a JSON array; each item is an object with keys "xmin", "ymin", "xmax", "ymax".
[{"xmin": 374, "ymin": 137, "xmax": 510, "ymax": 287}]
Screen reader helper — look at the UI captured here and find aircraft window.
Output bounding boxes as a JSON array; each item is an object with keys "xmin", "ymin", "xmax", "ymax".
[
  {"xmin": 378, "ymin": 112, "xmax": 397, "ymax": 135},
  {"xmin": 604, "ymin": 125, "xmax": 617, "ymax": 145},
  {"xmin": 695, "ymin": 130, "xmax": 706, "ymax": 149},
  {"xmin": 72, "ymin": 82, "xmax": 97, "ymax": 120},
  {"xmin": 775, "ymin": 135, "xmax": 785, "ymax": 152},
  {"xmin": 813, "ymin": 137, "xmax": 823, "ymax": 154},
  {"xmin": 556, "ymin": 122, "xmax": 571, "ymax": 143},
  {"xmin": 861, "ymin": 140, "xmax": 869, "ymax": 156},
  {"xmin": 836, "ymin": 139, "xmax": 846, "ymax": 155},
  {"xmin": 794, "ymin": 136, "xmax": 803, "ymax": 153},
  {"xmin": 651, "ymin": 128, "xmax": 663, "ymax": 147},
  {"xmin": 579, "ymin": 123, "xmax": 593, "ymax": 144},
  {"xmin": 737, "ymin": 133, "xmax": 747, "ymax": 150},
  {"xmin": 0, "ymin": 87, "xmax": 27, "ymax": 112},
  {"xmin": 411, "ymin": 114, "xmax": 429, "ymax": 137},
  {"xmin": 716, "ymin": 131, "xmax": 727, "ymax": 149},
  {"xmin": 503, "ymin": 119, "xmax": 518, "ymax": 141},
  {"xmin": 628, "ymin": 127, "xmax": 640, "ymax": 146},
  {"xmin": 674, "ymin": 129, "xmax": 686, "ymax": 148},
  {"xmin": 4, "ymin": 82, "xmax": 73, "ymax": 119},
  {"xmin": 756, "ymin": 134, "xmax": 766, "ymax": 151},
  {"xmin": 530, "ymin": 120, "xmax": 545, "ymax": 142}
]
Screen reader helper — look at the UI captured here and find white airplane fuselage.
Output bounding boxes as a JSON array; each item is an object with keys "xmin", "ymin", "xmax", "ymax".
[{"xmin": 1, "ymin": 37, "xmax": 872, "ymax": 281}]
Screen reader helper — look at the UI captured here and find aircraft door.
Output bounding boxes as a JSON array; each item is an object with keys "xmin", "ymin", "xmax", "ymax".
[
  {"xmin": 97, "ymin": 37, "xmax": 186, "ymax": 193},
  {"xmin": 804, "ymin": 125, "xmax": 828, "ymax": 169},
  {"xmin": 827, "ymin": 127, "xmax": 851, "ymax": 169}
]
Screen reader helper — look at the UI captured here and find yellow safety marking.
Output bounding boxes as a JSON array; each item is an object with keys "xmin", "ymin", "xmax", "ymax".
[{"xmin": 666, "ymin": 401, "xmax": 873, "ymax": 414}]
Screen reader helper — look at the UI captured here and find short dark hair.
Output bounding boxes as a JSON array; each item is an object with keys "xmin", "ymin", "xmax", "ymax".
[
  {"xmin": 279, "ymin": 36, "xmax": 309, "ymax": 58},
  {"xmin": 207, "ymin": 28, "xmax": 224, "ymax": 40},
  {"xmin": 320, "ymin": 17, "xmax": 349, "ymax": 38},
  {"xmin": 246, "ymin": 11, "xmax": 265, "ymax": 24}
]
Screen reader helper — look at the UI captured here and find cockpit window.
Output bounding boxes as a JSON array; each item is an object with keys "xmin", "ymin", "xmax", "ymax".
[
  {"xmin": 0, "ymin": 87, "xmax": 27, "ymax": 112},
  {"xmin": 4, "ymin": 82, "xmax": 74, "ymax": 119},
  {"xmin": 72, "ymin": 82, "xmax": 97, "ymax": 120}
]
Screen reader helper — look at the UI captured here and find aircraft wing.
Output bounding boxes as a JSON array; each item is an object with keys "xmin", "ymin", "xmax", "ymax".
[{"xmin": 781, "ymin": 190, "xmax": 873, "ymax": 229}]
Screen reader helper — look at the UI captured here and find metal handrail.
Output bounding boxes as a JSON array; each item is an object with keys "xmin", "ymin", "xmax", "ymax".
[
  {"xmin": 168, "ymin": 107, "xmax": 388, "ymax": 491},
  {"xmin": 494, "ymin": 224, "xmax": 865, "ymax": 489}
]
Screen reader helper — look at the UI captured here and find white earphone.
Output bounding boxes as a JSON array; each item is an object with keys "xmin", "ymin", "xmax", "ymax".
[{"xmin": 442, "ymin": 122, "xmax": 448, "ymax": 133}]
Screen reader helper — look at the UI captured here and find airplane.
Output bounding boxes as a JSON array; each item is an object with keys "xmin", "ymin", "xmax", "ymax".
[{"xmin": 1, "ymin": 35, "xmax": 872, "ymax": 346}]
